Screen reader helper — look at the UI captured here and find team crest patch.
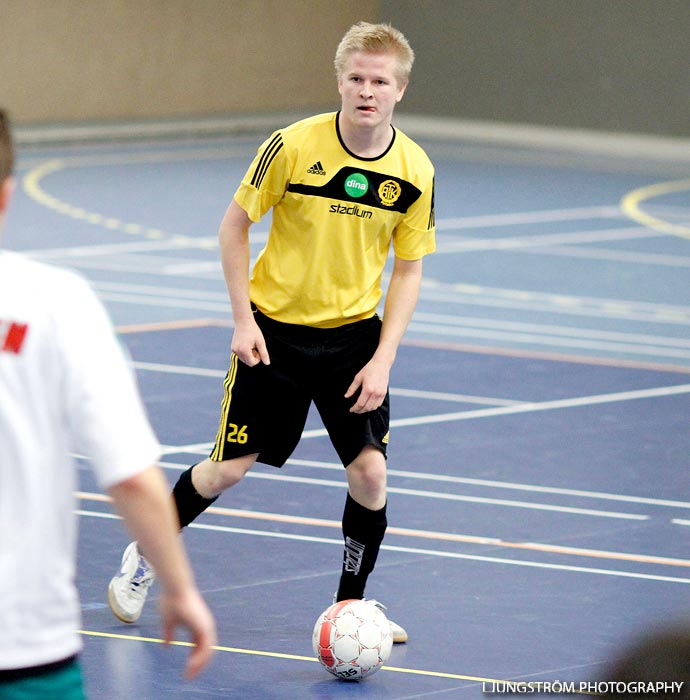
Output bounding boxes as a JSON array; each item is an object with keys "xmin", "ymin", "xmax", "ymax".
[{"xmin": 378, "ymin": 180, "xmax": 401, "ymax": 206}]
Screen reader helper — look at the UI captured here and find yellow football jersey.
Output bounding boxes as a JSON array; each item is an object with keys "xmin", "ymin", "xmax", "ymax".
[{"xmin": 234, "ymin": 112, "xmax": 435, "ymax": 328}]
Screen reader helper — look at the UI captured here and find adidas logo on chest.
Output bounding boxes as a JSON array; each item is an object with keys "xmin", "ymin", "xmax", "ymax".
[{"xmin": 307, "ymin": 161, "xmax": 326, "ymax": 176}]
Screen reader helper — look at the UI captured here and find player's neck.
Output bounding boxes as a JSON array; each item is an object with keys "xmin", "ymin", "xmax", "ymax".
[{"xmin": 339, "ymin": 120, "xmax": 394, "ymax": 159}]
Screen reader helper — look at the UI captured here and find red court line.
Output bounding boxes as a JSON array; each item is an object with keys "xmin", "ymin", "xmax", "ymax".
[
  {"xmin": 116, "ymin": 318, "xmax": 230, "ymax": 334},
  {"xmin": 75, "ymin": 491, "xmax": 690, "ymax": 570},
  {"xmin": 401, "ymin": 337, "xmax": 690, "ymax": 374}
]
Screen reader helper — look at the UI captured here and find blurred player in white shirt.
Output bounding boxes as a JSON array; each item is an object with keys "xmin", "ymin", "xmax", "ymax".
[{"xmin": 0, "ymin": 108, "xmax": 217, "ymax": 699}]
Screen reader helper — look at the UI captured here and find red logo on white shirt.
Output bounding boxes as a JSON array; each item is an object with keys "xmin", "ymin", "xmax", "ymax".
[{"xmin": 0, "ymin": 320, "xmax": 29, "ymax": 354}]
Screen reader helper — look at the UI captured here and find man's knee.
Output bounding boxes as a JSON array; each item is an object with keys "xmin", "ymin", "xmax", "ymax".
[
  {"xmin": 346, "ymin": 446, "xmax": 386, "ymax": 509},
  {"xmin": 193, "ymin": 454, "xmax": 257, "ymax": 497}
]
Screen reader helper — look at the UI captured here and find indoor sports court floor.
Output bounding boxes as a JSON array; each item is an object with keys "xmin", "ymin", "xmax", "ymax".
[{"xmin": 8, "ymin": 116, "xmax": 690, "ymax": 698}]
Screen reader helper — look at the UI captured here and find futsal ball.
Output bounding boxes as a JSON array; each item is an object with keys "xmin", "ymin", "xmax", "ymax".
[{"xmin": 312, "ymin": 599, "xmax": 393, "ymax": 680}]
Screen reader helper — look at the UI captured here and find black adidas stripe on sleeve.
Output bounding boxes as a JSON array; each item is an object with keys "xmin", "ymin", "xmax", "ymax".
[{"xmin": 250, "ymin": 133, "xmax": 283, "ymax": 189}]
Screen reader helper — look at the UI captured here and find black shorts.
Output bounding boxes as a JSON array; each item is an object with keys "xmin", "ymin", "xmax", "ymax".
[{"xmin": 210, "ymin": 309, "xmax": 389, "ymax": 467}]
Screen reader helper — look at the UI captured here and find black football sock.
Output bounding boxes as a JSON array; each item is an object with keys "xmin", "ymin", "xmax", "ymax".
[
  {"xmin": 336, "ymin": 493, "xmax": 387, "ymax": 601},
  {"xmin": 172, "ymin": 464, "xmax": 219, "ymax": 529}
]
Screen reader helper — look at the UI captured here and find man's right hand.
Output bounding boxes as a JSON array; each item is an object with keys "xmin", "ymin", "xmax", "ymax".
[{"xmin": 231, "ymin": 318, "xmax": 270, "ymax": 366}]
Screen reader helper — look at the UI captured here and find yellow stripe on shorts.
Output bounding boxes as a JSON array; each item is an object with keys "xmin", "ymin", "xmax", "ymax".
[{"xmin": 210, "ymin": 353, "xmax": 239, "ymax": 461}]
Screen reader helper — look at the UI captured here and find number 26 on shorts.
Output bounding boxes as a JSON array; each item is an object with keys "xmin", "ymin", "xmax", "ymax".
[{"xmin": 227, "ymin": 423, "xmax": 248, "ymax": 444}]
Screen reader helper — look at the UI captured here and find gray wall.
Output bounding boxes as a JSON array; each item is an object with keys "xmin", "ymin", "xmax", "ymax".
[
  {"xmin": 2, "ymin": 0, "xmax": 687, "ymax": 137},
  {"xmin": 383, "ymin": 0, "xmax": 689, "ymax": 137},
  {"xmin": 0, "ymin": 0, "xmax": 377, "ymax": 124}
]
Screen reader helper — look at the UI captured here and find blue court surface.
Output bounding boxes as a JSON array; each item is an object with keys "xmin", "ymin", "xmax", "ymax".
[{"xmin": 8, "ymin": 120, "xmax": 690, "ymax": 698}]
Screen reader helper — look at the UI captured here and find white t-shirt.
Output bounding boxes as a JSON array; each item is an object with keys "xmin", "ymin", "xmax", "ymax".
[{"xmin": 0, "ymin": 250, "xmax": 161, "ymax": 670}]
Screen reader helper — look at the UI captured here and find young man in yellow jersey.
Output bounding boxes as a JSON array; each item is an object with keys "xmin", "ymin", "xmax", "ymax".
[{"xmin": 109, "ymin": 21, "xmax": 435, "ymax": 643}]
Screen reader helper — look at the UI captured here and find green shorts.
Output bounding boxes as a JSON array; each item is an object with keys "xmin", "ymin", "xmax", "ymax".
[{"xmin": 0, "ymin": 657, "xmax": 85, "ymax": 700}]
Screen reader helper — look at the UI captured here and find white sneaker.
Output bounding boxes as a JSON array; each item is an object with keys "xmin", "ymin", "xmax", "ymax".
[
  {"xmin": 368, "ymin": 599, "xmax": 408, "ymax": 644},
  {"xmin": 333, "ymin": 595, "xmax": 409, "ymax": 644},
  {"xmin": 108, "ymin": 542, "xmax": 156, "ymax": 623}
]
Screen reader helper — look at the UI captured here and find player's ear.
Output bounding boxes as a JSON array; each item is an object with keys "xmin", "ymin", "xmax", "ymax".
[
  {"xmin": 395, "ymin": 80, "xmax": 408, "ymax": 103},
  {"xmin": 0, "ymin": 176, "xmax": 15, "ymax": 214}
]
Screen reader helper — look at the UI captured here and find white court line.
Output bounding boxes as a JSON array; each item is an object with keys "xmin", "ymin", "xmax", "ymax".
[
  {"xmin": 87, "ymin": 276, "xmax": 690, "ymax": 328},
  {"xmin": 54, "ymin": 257, "xmax": 240, "ymax": 279},
  {"xmin": 24, "ymin": 149, "xmax": 627, "ymax": 249},
  {"xmin": 21, "ymin": 149, "xmax": 619, "ymax": 235},
  {"xmin": 139, "ymin": 459, "xmax": 690, "ymax": 513},
  {"xmin": 408, "ymin": 313, "xmax": 690, "ymax": 359},
  {"xmin": 387, "ymin": 387, "xmax": 522, "ymax": 406},
  {"xmin": 284, "ymin": 458, "xmax": 690, "ymax": 511},
  {"xmin": 434, "ymin": 224, "xmax": 690, "ymax": 268},
  {"xmin": 130, "ymin": 360, "xmax": 521, "ymax": 406},
  {"xmin": 406, "ymin": 321, "xmax": 690, "ymax": 360},
  {"xmin": 75, "ymin": 509, "xmax": 688, "ymax": 585},
  {"xmin": 97, "ymin": 284, "xmax": 690, "ymax": 358},
  {"xmin": 79, "ymin": 490, "xmax": 690, "ymax": 564},
  {"xmin": 514, "ymin": 244, "xmax": 690, "ymax": 269},
  {"xmin": 101, "ymin": 292, "xmax": 228, "ymax": 313},
  {"xmin": 417, "ymin": 283, "xmax": 690, "ymax": 325},
  {"xmin": 27, "ymin": 236, "xmax": 690, "ymax": 328},
  {"xmin": 242, "ymin": 471, "xmax": 647, "ymax": 520},
  {"xmin": 93, "ymin": 277, "xmax": 690, "ymax": 336},
  {"xmin": 150, "ymin": 462, "xmax": 646, "ymax": 521},
  {"xmin": 97, "ymin": 281, "xmax": 227, "ymax": 302},
  {"xmin": 382, "ymin": 382, "xmax": 690, "ymax": 431},
  {"xmin": 27, "ymin": 238, "xmax": 218, "ymax": 258},
  {"xmin": 129, "ymin": 364, "xmax": 690, "ymax": 431},
  {"xmin": 294, "ymin": 382, "xmax": 690, "ymax": 436},
  {"xmin": 160, "ymin": 444, "xmax": 213, "ymax": 456},
  {"xmin": 412, "ymin": 313, "xmax": 690, "ymax": 349},
  {"xmin": 27, "ymin": 233, "xmax": 267, "ymax": 260},
  {"xmin": 434, "ymin": 206, "xmax": 624, "ymax": 230},
  {"xmin": 158, "ymin": 382, "xmax": 690, "ymax": 449},
  {"xmin": 133, "ymin": 361, "xmax": 225, "ymax": 378},
  {"xmin": 435, "ymin": 226, "xmax": 653, "ymax": 251}
]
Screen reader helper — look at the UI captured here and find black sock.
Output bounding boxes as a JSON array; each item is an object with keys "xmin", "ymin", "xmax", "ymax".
[
  {"xmin": 335, "ymin": 493, "xmax": 387, "ymax": 601},
  {"xmin": 172, "ymin": 465, "xmax": 219, "ymax": 529}
]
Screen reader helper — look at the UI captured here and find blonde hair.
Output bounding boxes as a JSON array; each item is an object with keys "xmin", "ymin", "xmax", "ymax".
[
  {"xmin": 0, "ymin": 110, "xmax": 14, "ymax": 182},
  {"xmin": 334, "ymin": 22, "xmax": 415, "ymax": 85}
]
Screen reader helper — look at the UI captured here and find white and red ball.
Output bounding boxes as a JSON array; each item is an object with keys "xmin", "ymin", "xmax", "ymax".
[{"xmin": 312, "ymin": 599, "xmax": 393, "ymax": 680}]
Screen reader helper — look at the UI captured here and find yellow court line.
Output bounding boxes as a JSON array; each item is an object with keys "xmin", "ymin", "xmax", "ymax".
[
  {"xmin": 620, "ymin": 178, "xmax": 690, "ymax": 239},
  {"xmin": 78, "ymin": 629, "xmax": 597, "ymax": 692},
  {"xmin": 80, "ymin": 629, "xmax": 318, "ymax": 664},
  {"xmin": 78, "ymin": 628, "xmax": 483, "ymax": 679},
  {"xmin": 79, "ymin": 630, "xmax": 478, "ymax": 683},
  {"xmin": 75, "ymin": 491, "xmax": 690, "ymax": 569},
  {"xmin": 22, "ymin": 159, "xmax": 186, "ymax": 243}
]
